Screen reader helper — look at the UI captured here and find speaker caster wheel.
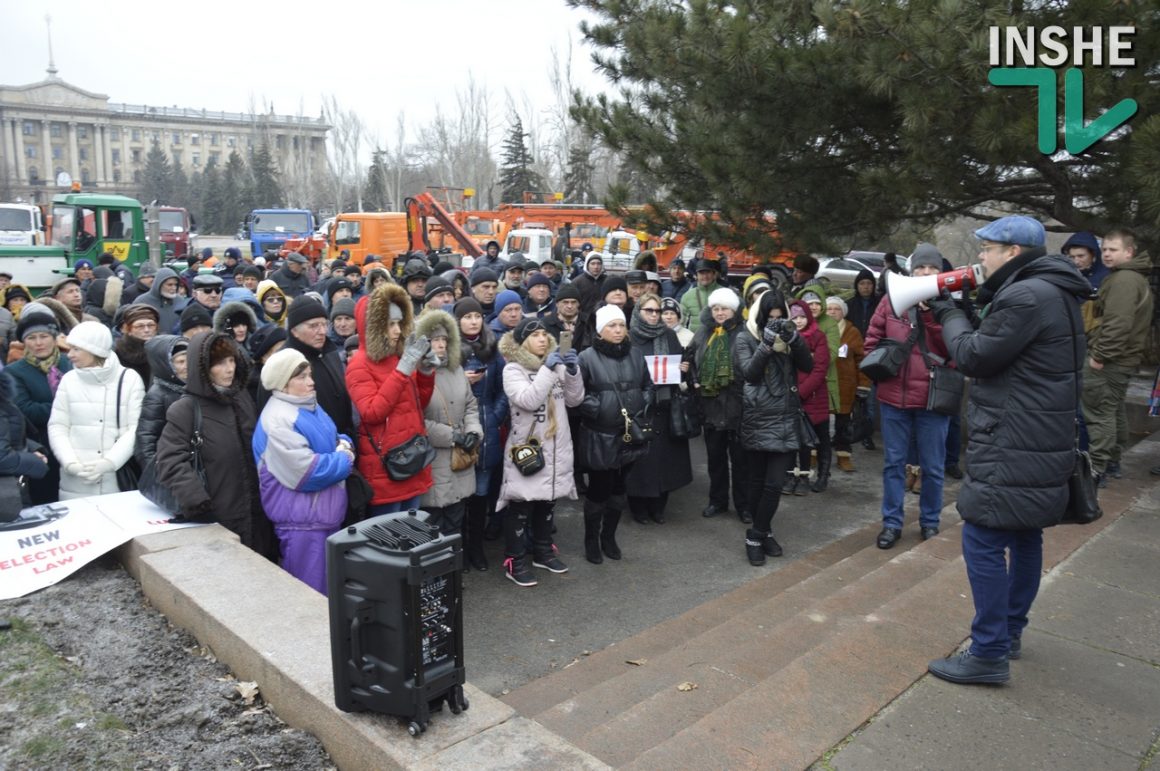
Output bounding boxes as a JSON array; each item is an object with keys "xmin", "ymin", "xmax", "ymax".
[{"xmin": 408, "ymin": 721, "xmax": 422, "ymax": 737}]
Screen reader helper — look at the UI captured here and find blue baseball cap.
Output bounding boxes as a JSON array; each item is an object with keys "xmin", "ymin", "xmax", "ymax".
[{"xmin": 974, "ymin": 215, "xmax": 1045, "ymax": 248}]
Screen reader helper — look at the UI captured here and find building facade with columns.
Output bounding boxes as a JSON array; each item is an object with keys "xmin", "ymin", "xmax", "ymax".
[{"xmin": 0, "ymin": 74, "xmax": 328, "ymax": 205}]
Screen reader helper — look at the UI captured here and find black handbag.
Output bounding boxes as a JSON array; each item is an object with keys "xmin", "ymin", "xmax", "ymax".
[
  {"xmin": 362, "ymin": 380, "xmax": 435, "ymax": 482},
  {"xmin": 0, "ymin": 475, "xmax": 30, "ymax": 522},
  {"xmin": 114, "ymin": 371, "xmax": 142, "ymax": 492},
  {"xmin": 842, "ymin": 393, "xmax": 873, "ymax": 445},
  {"xmin": 916, "ymin": 319, "xmax": 965, "ymax": 416},
  {"xmin": 859, "ymin": 308, "xmax": 920, "ymax": 383},
  {"xmin": 1060, "ymin": 304, "xmax": 1103, "ymax": 525},
  {"xmin": 141, "ymin": 399, "xmax": 208, "ymax": 513},
  {"xmin": 797, "ymin": 410, "xmax": 819, "ymax": 448},
  {"xmin": 613, "ymin": 386, "xmax": 655, "ymax": 446},
  {"xmin": 669, "ymin": 389, "xmax": 702, "ymax": 439},
  {"xmin": 343, "ymin": 467, "xmax": 375, "ymax": 525}
]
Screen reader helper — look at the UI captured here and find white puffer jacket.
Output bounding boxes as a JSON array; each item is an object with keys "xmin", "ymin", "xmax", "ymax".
[{"xmin": 48, "ymin": 354, "xmax": 145, "ymax": 499}]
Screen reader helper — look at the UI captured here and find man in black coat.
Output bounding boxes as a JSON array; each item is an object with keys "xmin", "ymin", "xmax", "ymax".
[
  {"xmin": 259, "ymin": 297, "xmax": 355, "ymax": 440},
  {"xmin": 925, "ymin": 215, "xmax": 1091, "ymax": 685},
  {"xmin": 271, "ymin": 253, "xmax": 312, "ymax": 298},
  {"xmin": 845, "ymin": 268, "xmax": 881, "ymax": 339}
]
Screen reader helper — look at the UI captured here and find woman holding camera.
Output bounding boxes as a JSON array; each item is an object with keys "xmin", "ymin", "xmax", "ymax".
[{"xmin": 734, "ymin": 290, "xmax": 814, "ymax": 565}]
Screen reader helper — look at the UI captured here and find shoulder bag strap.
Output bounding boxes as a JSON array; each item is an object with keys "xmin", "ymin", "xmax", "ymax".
[
  {"xmin": 913, "ymin": 310, "xmax": 946, "ymax": 369},
  {"xmin": 115, "ymin": 370, "xmax": 126, "ymax": 430},
  {"xmin": 1062, "ymin": 290, "xmax": 1083, "ymax": 445}
]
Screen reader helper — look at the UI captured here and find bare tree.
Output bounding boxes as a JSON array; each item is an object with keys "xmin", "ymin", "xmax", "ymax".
[
  {"xmin": 322, "ymin": 94, "xmax": 365, "ymax": 213},
  {"xmin": 414, "ymin": 76, "xmax": 499, "ymax": 208}
]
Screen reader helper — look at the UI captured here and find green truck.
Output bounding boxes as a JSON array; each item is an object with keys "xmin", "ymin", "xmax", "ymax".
[{"xmin": 0, "ymin": 192, "xmax": 148, "ymax": 292}]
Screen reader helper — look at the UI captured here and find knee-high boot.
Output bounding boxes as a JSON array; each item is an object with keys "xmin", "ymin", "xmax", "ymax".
[
  {"xmin": 583, "ymin": 497, "xmax": 604, "ymax": 564},
  {"xmin": 811, "ymin": 447, "xmax": 832, "ymax": 493},
  {"xmin": 602, "ymin": 495, "xmax": 625, "ymax": 560}
]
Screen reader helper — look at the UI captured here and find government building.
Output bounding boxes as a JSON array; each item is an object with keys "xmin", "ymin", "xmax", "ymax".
[{"xmin": 0, "ymin": 64, "xmax": 329, "ymax": 204}]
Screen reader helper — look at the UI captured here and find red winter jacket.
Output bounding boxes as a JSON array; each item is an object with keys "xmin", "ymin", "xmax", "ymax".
[
  {"xmin": 346, "ymin": 285, "xmax": 435, "ymax": 505},
  {"xmin": 792, "ymin": 300, "xmax": 831, "ymax": 425},
  {"xmin": 864, "ymin": 300, "xmax": 950, "ymax": 411}
]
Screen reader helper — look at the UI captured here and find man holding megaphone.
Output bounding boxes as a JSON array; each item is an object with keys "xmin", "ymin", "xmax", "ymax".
[{"xmin": 922, "ymin": 215, "xmax": 1092, "ymax": 686}]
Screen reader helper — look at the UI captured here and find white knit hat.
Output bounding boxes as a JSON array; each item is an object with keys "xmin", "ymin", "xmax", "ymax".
[
  {"xmin": 826, "ymin": 295, "xmax": 848, "ymax": 316},
  {"xmin": 707, "ymin": 287, "xmax": 740, "ymax": 312},
  {"xmin": 66, "ymin": 321, "xmax": 113, "ymax": 360},
  {"xmin": 595, "ymin": 304, "xmax": 626, "ymax": 334},
  {"xmin": 260, "ymin": 348, "xmax": 309, "ymax": 392}
]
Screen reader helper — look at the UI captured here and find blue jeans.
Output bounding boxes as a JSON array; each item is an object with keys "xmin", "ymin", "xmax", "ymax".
[
  {"xmin": 962, "ymin": 522, "xmax": 1043, "ymax": 659},
  {"xmin": 945, "ymin": 413, "xmax": 962, "ymax": 466},
  {"xmin": 369, "ymin": 496, "xmax": 423, "ymax": 517},
  {"xmin": 880, "ymin": 402, "xmax": 949, "ymax": 530}
]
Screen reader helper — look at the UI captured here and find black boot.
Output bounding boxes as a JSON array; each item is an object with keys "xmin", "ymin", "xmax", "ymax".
[
  {"xmin": 601, "ymin": 499, "xmax": 623, "ymax": 560},
  {"xmin": 763, "ymin": 533, "xmax": 783, "ymax": 557},
  {"xmin": 583, "ymin": 498, "xmax": 603, "ymax": 564},
  {"xmin": 811, "ymin": 449, "xmax": 831, "ymax": 493},
  {"xmin": 464, "ymin": 496, "xmax": 489, "ymax": 572},
  {"xmin": 745, "ymin": 529, "xmax": 767, "ymax": 566}
]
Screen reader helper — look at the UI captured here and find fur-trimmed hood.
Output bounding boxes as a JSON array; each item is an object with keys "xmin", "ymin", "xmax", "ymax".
[
  {"xmin": 414, "ymin": 309, "xmax": 462, "ymax": 372},
  {"xmin": 85, "ymin": 276, "xmax": 124, "ymax": 318},
  {"xmin": 213, "ymin": 300, "xmax": 260, "ymax": 336},
  {"xmin": 28, "ymin": 297, "xmax": 79, "ymax": 334},
  {"xmin": 357, "ymin": 282, "xmax": 414, "ymax": 362},
  {"xmin": 498, "ymin": 327, "xmax": 558, "ymax": 372}
]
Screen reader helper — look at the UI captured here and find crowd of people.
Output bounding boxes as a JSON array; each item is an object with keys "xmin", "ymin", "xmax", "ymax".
[{"xmin": 0, "ymin": 220, "xmax": 1150, "ymax": 625}]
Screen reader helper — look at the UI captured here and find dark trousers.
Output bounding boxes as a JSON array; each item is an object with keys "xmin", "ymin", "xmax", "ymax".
[
  {"xmin": 586, "ymin": 467, "xmax": 630, "ymax": 503},
  {"xmin": 746, "ymin": 450, "xmax": 796, "ymax": 533},
  {"xmin": 703, "ymin": 426, "xmax": 748, "ymax": 512},
  {"xmin": 797, "ymin": 419, "xmax": 831, "ymax": 471},
  {"xmin": 504, "ymin": 499, "xmax": 555, "ymax": 558},
  {"xmin": 425, "ymin": 500, "xmax": 466, "ymax": 537},
  {"xmin": 833, "ymin": 412, "xmax": 852, "ymax": 453},
  {"xmin": 962, "ymin": 521, "xmax": 1043, "ymax": 659}
]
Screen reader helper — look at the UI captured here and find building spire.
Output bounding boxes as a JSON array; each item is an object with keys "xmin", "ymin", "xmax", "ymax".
[{"xmin": 45, "ymin": 14, "xmax": 59, "ymax": 79}]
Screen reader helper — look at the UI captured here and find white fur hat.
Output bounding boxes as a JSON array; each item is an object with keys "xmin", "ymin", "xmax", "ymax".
[
  {"xmin": 826, "ymin": 295, "xmax": 848, "ymax": 316},
  {"xmin": 707, "ymin": 287, "xmax": 740, "ymax": 311},
  {"xmin": 66, "ymin": 321, "xmax": 113, "ymax": 360},
  {"xmin": 595, "ymin": 304, "xmax": 626, "ymax": 335},
  {"xmin": 260, "ymin": 347, "xmax": 309, "ymax": 392}
]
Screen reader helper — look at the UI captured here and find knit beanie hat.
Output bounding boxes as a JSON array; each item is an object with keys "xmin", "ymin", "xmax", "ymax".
[
  {"xmin": 527, "ymin": 273, "xmax": 552, "ymax": 290},
  {"xmin": 248, "ymin": 325, "xmax": 287, "ymax": 361},
  {"xmin": 16, "ymin": 304, "xmax": 59, "ymax": 341},
  {"xmin": 555, "ymin": 283, "xmax": 581, "ymax": 303},
  {"xmin": 180, "ymin": 303, "xmax": 214, "ymax": 334},
  {"xmin": 287, "ymin": 296, "xmax": 327, "ymax": 329},
  {"xmin": 707, "ymin": 287, "xmax": 740, "ymax": 311},
  {"xmin": 471, "ymin": 267, "xmax": 499, "ymax": 287},
  {"xmin": 138, "ymin": 261, "xmax": 158, "ymax": 277},
  {"xmin": 595, "ymin": 305, "xmax": 626, "ymax": 334},
  {"xmin": 513, "ymin": 316, "xmax": 547, "ymax": 344},
  {"xmin": 789, "ymin": 303, "xmax": 808, "ymax": 319},
  {"xmin": 424, "ymin": 275, "xmax": 454, "ymax": 303},
  {"xmin": 66, "ymin": 321, "xmax": 113, "ymax": 359},
  {"xmin": 260, "ymin": 348, "xmax": 310, "ymax": 392},
  {"xmin": 330, "ymin": 297, "xmax": 357, "ymax": 321},
  {"xmin": 909, "ymin": 242, "xmax": 944, "ymax": 273},
  {"xmin": 453, "ymin": 297, "xmax": 484, "ymax": 320},
  {"xmin": 5, "ymin": 286, "xmax": 31, "ymax": 307},
  {"xmin": 495, "ymin": 289, "xmax": 523, "ymax": 313},
  {"xmin": 326, "ymin": 277, "xmax": 353, "ymax": 304},
  {"xmin": 801, "ymin": 291, "xmax": 822, "ymax": 304},
  {"xmin": 826, "ymin": 295, "xmax": 848, "ymax": 316},
  {"xmin": 603, "ymin": 276, "xmax": 628, "ymax": 297}
]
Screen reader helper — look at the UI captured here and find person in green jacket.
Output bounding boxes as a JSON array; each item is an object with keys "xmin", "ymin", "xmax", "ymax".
[
  {"xmin": 1082, "ymin": 228, "xmax": 1154, "ymax": 486},
  {"xmin": 681, "ymin": 258, "xmax": 727, "ymax": 334}
]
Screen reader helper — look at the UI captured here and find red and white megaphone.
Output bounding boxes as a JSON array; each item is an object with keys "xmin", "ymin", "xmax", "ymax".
[{"xmin": 886, "ymin": 265, "xmax": 985, "ymax": 316}]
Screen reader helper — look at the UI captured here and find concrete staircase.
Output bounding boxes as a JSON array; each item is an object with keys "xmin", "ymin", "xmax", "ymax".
[{"xmin": 502, "ymin": 491, "xmax": 1132, "ymax": 769}]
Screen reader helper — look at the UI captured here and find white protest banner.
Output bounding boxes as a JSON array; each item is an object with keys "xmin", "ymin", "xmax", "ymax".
[
  {"xmin": 0, "ymin": 491, "xmax": 204, "ymax": 600},
  {"xmin": 644, "ymin": 354, "xmax": 682, "ymax": 385}
]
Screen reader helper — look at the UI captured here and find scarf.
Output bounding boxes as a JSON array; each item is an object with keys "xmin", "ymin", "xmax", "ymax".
[
  {"xmin": 700, "ymin": 325, "xmax": 733, "ymax": 397},
  {"xmin": 629, "ymin": 310, "xmax": 670, "ymax": 357},
  {"xmin": 460, "ymin": 325, "xmax": 498, "ymax": 365},
  {"xmin": 24, "ymin": 347, "xmax": 65, "ymax": 394},
  {"xmin": 976, "ymin": 246, "xmax": 1045, "ymax": 308}
]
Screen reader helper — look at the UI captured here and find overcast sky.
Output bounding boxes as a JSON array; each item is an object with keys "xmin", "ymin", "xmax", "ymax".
[{"xmin": 1, "ymin": 0, "xmax": 609, "ymax": 150}]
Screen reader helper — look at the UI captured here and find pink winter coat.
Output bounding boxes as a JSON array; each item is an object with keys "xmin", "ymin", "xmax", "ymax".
[
  {"xmin": 792, "ymin": 300, "xmax": 831, "ymax": 425},
  {"xmin": 864, "ymin": 300, "xmax": 950, "ymax": 410},
  {"xmin": 496, "ymin": 330, "xmax": 585, "ymax": 509}
]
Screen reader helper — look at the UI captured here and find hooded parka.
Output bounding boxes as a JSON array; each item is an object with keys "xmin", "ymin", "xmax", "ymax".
[
  {"xmin": 135, "ymin": 335, "xmax": 187, "ymax": 469},
  {"xmin": 346, "ymin": 284, "xmax": 436, "ymax": 506},
  {"xmin": 416, "ymin": 310, "xmax": 483, "ymax": 509},
  {"xmin": 135, "ymin": 267, "xmax": 189, "ymax": 335}
]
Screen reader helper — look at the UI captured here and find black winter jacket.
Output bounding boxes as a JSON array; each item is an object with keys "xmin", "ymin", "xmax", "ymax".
[
  {"xmin": 940, "ymin": 252, "xmax": 1090, "ymax": 530},
  {"xmin": 135, "ymin": 335, "xmax": 186, "ymax": 469},
  {"xmin": 691, "ymin": 307, "xmax": 745, "ymax": 430},
  {"xmin": 155, "ymin": 332, "xmax": 268, "ymax": 552},
  {"xmin": 577, "ymin": 337, "xmax": 652, "ymax": 470},
  {"xmin": 733, "ymin": 325, "xmax": 813, "ymax": 453},
  {"xmin": 271, "ymin": 264, "xmax": 311, "ymax": 299},
  {"xmin": 542, "ymin": 311, "xmax": 591, "ymax": 353}
]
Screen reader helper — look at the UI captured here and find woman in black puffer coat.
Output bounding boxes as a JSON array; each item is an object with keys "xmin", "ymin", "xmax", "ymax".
[
  {"xmin": 576, "ymin": 305, "xmax": 652, "ymax": 565},
  {"xmin": 624, "ymin": 293, "xmax": 692, "ymax": 524},
  {"xmin": 733, "ymin": 289, "xmax": 814, "ymax": 565},
  {"xmin": 135, "ymin": 335, "xmax": 188, "ymax": 472},
  {"xmin": 0, "ymin": 371, "xmax": 49, "ymax": 520},
  {"xmin": 155, "ymin": 331, "xmax": 275, "ymax": 559}
]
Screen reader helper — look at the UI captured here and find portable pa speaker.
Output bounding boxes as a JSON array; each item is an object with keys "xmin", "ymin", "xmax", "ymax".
[{"xmin": 326, "ymin": 511, "xmax": 467, "ymax": 736}]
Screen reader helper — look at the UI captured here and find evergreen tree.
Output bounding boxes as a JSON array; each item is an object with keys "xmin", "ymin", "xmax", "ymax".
[
  {"xmin": 199, "ymin": 157, "xmax": 225, "ymax": 234},
  {"xmin": 364, "ymin": 149, "xmax": 391, "ymax": 211},
  {"xmin": 141, "ymin": 141, "xmax": 173, "ymax": 205},
  {"xmin": 571, "ymin": 0, "xmax": 1160, "ymax": 251},
  {"xmin": 249, "ymin": 142, "xmax": 283, "ymax": 208},
  {"xmin": 221, "ymin": 151, "xmax": 250, "ymax": 237},
  {"xmin": 171, "ymin": 161, "xmax": 190, "ymax": 208},
  {"xmin": 563, "ymin": 142, "xmax": 596, "ymax": 204},
  {"xmin": 498, "ymin": 117, "xmax": 544, "ymax": 204}
]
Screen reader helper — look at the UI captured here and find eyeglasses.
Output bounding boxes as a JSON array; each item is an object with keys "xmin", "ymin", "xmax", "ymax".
[
  {"xmin": 640, "ymin": 307, "xmax": 661, "ymax": 315},
  {"xmin": 978, "ymin": 243, "xmax": 1008, "ymax": 255},
  {"xmin": 196, "ymin": 286, "xmax": 223, "ymax": 294},
  {"xmin": 264, "ymin": 296, "xmax": 285, "ymax": 304}
]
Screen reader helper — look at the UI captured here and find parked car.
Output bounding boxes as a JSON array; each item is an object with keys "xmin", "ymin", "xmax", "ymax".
[{"xmin": 817, "ymin": 252, "xmax": 886, "ymax": 290}]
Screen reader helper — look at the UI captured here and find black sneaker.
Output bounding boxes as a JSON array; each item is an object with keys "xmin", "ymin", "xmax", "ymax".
[
  {"xmin": 876, "ymin": 527, "xmax": 902, "ymax": 549},
  {"xmin": 702, "ymin": 503, "xmax": 725, "ymax": 518},
  {"xmin": 1106, "ymin": 461, "xmax": 1123, "ymax": 479},
  {"xmin": 504, "ymin": 556, "xmax": 537, "ymax": 587},
  {"xmin": 945, "ymin": 463, "xmax": 963, "ymax": 479},
  {"xmin": 762, "ymin": 534, "xmax": 783, "ymax": 557},
  {"xmin": 1008, "ymin": 637, "xmax": 1022, "ymax": 660},
  {"xmin": 737, "ymin": 509, "xmax": 754, "ymax": 525},
  {"xmin": 928, "ymin": 650, "xmax": 1009, "ymax": 684},
  {"xmin": 920, "ymin": 526, "xmax": 940, "ymax": 541},
  {"xmin": 862, "ymin": 437, "xmax": 876, "ymax": 451},
  {"xmin": 532, "ymin": 547, "xmax": 569, "ymax": 574}
]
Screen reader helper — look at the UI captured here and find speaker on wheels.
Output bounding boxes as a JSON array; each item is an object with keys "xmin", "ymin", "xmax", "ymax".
[{"xmin": 326, "ymin": 511, "xmax": 467, "ymax": 737}]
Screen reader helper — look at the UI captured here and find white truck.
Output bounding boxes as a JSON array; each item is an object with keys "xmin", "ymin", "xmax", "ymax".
[
  {"xmin": 0, "ymin": 203, "xmax": 45, "ymax": 246},
  {"xmin": 500, "ymin": 227, "xmax": 555, "ymax": 267}
]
